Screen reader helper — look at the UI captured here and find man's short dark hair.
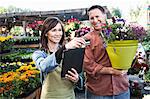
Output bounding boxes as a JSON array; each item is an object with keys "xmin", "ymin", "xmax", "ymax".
[{"xmin": 88, "ymin": 5, "xmax": 106, "ymax": 14}]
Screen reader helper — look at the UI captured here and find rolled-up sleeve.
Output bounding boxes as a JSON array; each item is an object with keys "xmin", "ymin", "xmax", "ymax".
[
  {"xmin": 83, "ymin": 32, "xmax": 107, "ymax": 79},
  {"xmin": 32, "ymin": 50, "xmax": 58, "ymax": 73},
  {"xmin": 83, "ymin": 46, "xmax": 104, "ymax": 79}
]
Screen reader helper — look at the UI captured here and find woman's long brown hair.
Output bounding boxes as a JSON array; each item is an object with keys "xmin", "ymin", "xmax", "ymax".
[{"xmin": 40, "ymin": 17, "xmax": 65, "ymax": 50}]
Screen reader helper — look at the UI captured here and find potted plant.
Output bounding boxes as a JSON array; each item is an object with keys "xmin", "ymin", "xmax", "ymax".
[
  {"xmin": 64, "ymin": 18, "xmax": 81, "ymax": 39},
  {"xmin": 75, "ymin": 26, "xmax": 91, "ymax": 37},
  {"xmin": 64, "ymin": 18, "xmax": 92, "ymax": 41},
  {"xmin": 101, "ymin": 18, "xmax": 147, "ymax": 69},
  {"xmin": 144, "ymin": 69, "xmax": 150, "ymax": 92}
]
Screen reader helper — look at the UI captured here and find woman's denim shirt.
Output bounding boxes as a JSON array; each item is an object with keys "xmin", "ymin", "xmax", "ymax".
[{"xmin": 32, "ymin": 50, "xmax": 58, "ymax": 83}]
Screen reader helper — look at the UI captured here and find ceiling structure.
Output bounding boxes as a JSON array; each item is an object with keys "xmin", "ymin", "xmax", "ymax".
[{"xmin": 0, "ymin": 7, "xmax": 111, "ymax": 30}]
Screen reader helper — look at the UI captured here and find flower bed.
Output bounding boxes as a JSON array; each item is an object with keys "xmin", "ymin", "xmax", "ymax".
[
  {"xmin": 0, "ymin": 35, "xmax": 14, "ymax": 54},
  {"xmin": 64, "ymin": 18, "xmax": 91, "ymax": 40},
  {"xmin": 0, "ymin": 61, "xmax": 41, "ymax": 97},
  {"xmin": 13, "ymin": 36, "xmax": 40, "ymax": 45},
  {"xmin": 0, "ymin": 51, "xmax": 33, "ymax": 63},
  {"xmin": 142, "ymin": 30, "xmax": 150, "ymax": 52}
]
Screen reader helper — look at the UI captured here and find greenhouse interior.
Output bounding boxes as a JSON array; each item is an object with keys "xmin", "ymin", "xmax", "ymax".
[{"xmin": 0, "ymin": 2, "xmax": 150, "ymax": 99}]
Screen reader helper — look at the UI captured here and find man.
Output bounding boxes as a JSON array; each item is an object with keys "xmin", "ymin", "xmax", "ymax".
[{"xmin": 83, "ymin": 5, "xmax": 130, "ymax": 99}]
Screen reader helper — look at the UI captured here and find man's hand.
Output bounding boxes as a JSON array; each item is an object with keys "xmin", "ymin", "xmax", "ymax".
[{"xmin": 100, "ymin": 67, "xmax": 127, "ymax": 75}]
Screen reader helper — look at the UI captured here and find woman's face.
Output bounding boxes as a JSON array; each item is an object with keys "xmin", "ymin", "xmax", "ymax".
[
  {"xmin": 88, "ymin": 8, "xmax": 106, "ymax": 31},
  {"xmin": 47, "ymin": 23, "xmax": 63, "ymax": 44}
]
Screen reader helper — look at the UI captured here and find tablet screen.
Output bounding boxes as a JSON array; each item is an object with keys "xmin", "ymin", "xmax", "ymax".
[{"xmin": 61, "ymin": 48, "xmax": 85, "ymax": 78}]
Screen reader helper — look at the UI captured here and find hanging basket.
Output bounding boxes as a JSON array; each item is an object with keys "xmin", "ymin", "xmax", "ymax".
[{"xmin": 106, "ymin": 40, "xmax": 138, "ymax": 70}]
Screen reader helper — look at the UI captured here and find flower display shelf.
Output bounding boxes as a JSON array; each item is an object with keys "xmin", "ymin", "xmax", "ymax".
[
  {"xmin": 143, "ymin": 82, "xmax": 150, "ymax": 95},
  {"xmin": 17, "ymin": 87, "xmax": 41, "ymax": 99},
  {"xmin": 14, "ymin": 44, "xmax": 40, "ymax": 48},
  {"xmin": 0, "ymin": 87, "xmax": 41, "ymax": 99}
]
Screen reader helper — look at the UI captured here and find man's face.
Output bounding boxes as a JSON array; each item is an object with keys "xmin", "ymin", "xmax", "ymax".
[{"xmin": 88, "ymin": 8, "xmax": 106, "ymax": 31}]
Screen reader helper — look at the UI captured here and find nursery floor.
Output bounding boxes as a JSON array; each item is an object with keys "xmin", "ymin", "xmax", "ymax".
[
  {"xmin": 75, "ymin": 89, "xmax": 85, "ymax": 99},
  {"xmin": 75, "ymin": 89, "xmax": 150, "ymax": 99}
]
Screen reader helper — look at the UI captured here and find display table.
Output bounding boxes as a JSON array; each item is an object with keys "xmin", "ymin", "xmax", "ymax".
[
  {"xmin": 0, "ymin": 87, "xmax": 42, "ymax": 99},
  {"xmin": 18, "ymin": 87, "xmax": 41, "ymax": 99}
]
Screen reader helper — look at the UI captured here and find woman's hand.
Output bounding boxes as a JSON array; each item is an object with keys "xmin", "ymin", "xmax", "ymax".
[
  {"xmin": 65, "ymin": 68, "xmax": 79, "ymax": 83},
  {"xmin": 65, "ymin": 37, "xmax": 86, "ymax": 50}
]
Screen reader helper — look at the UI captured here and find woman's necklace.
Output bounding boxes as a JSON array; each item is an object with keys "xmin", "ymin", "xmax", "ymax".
[{"xmin": 47, "ymin": 44, "xmax": 59, "ymax": 53}]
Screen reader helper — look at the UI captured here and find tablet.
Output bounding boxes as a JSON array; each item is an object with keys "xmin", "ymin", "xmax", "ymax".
[{"xmin": 61, "ymin": 48, "xmax": 85, "ymax": 78}]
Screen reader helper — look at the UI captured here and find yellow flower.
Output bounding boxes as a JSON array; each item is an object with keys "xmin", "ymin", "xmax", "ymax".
[
  {"xmin": 17, "ymin": 61, "xmax": 22, "ymax": 66},
  {"xmin": 16, "ymin": 66, "xmax": 29, "ymax": 72},
  {"xmin": 9, "ymin": 62, "xmax": 17, "ymax": 65},
  {"xmin": 24, "ymin": 79, "xmax": 29, "ymax": 82},
  {"xmin": 7, "ymin": 35, "xmax": 13, "ymax": 39},
  {"xmin": 0, "ymin": 35, "xmax": 13, "ymax": 42},
  {"xmin": 0, "ymin": 72, "xmax": 19, "ymax": 83},
  {"xmin": 23, "ymin": 63, "xmax": 27, "ymax": 66},
  {"xmin": 19, "ymin": 74, "xmax": 28, "ymax": 81},
  {"xmin": 28, "ymin": 64, "xmax": 32, "ymax": 68},
  {"xmin": 29, "ymin": 61, "xmax": 35, "ymax": 65},
  {"xmin": 0, "ymin": 36, "xmax": 6, "ymax": 42}
]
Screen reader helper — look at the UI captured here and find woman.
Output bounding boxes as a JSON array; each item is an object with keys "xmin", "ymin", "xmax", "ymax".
[{"xmin": 32, "ymin": 17, "xmax": 85, "ymax": 99}]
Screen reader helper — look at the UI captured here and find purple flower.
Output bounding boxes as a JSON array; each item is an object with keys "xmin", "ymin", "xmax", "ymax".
[
  {"xmin": 80, "ymin": 32, "xmax": 84, "ymax": 35},
  {"xmin": 116, "ymin": 19, "xmax": 125, "ymax": 23},
  {"xmin": 75, "ymin": 27, "xmax": 91, "ymax": 37},
  {"xmin": 101, "ymin": 18, "xmax": 147, "ymax": 42},
  {"xmin": 106, "ymin": 29, "xmax": 111, "ymax": 36}
]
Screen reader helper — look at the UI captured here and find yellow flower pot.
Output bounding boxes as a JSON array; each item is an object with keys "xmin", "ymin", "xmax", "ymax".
[{"xmin": 106, "ymin": 40, "xmax": 138, "ymax": 70}]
